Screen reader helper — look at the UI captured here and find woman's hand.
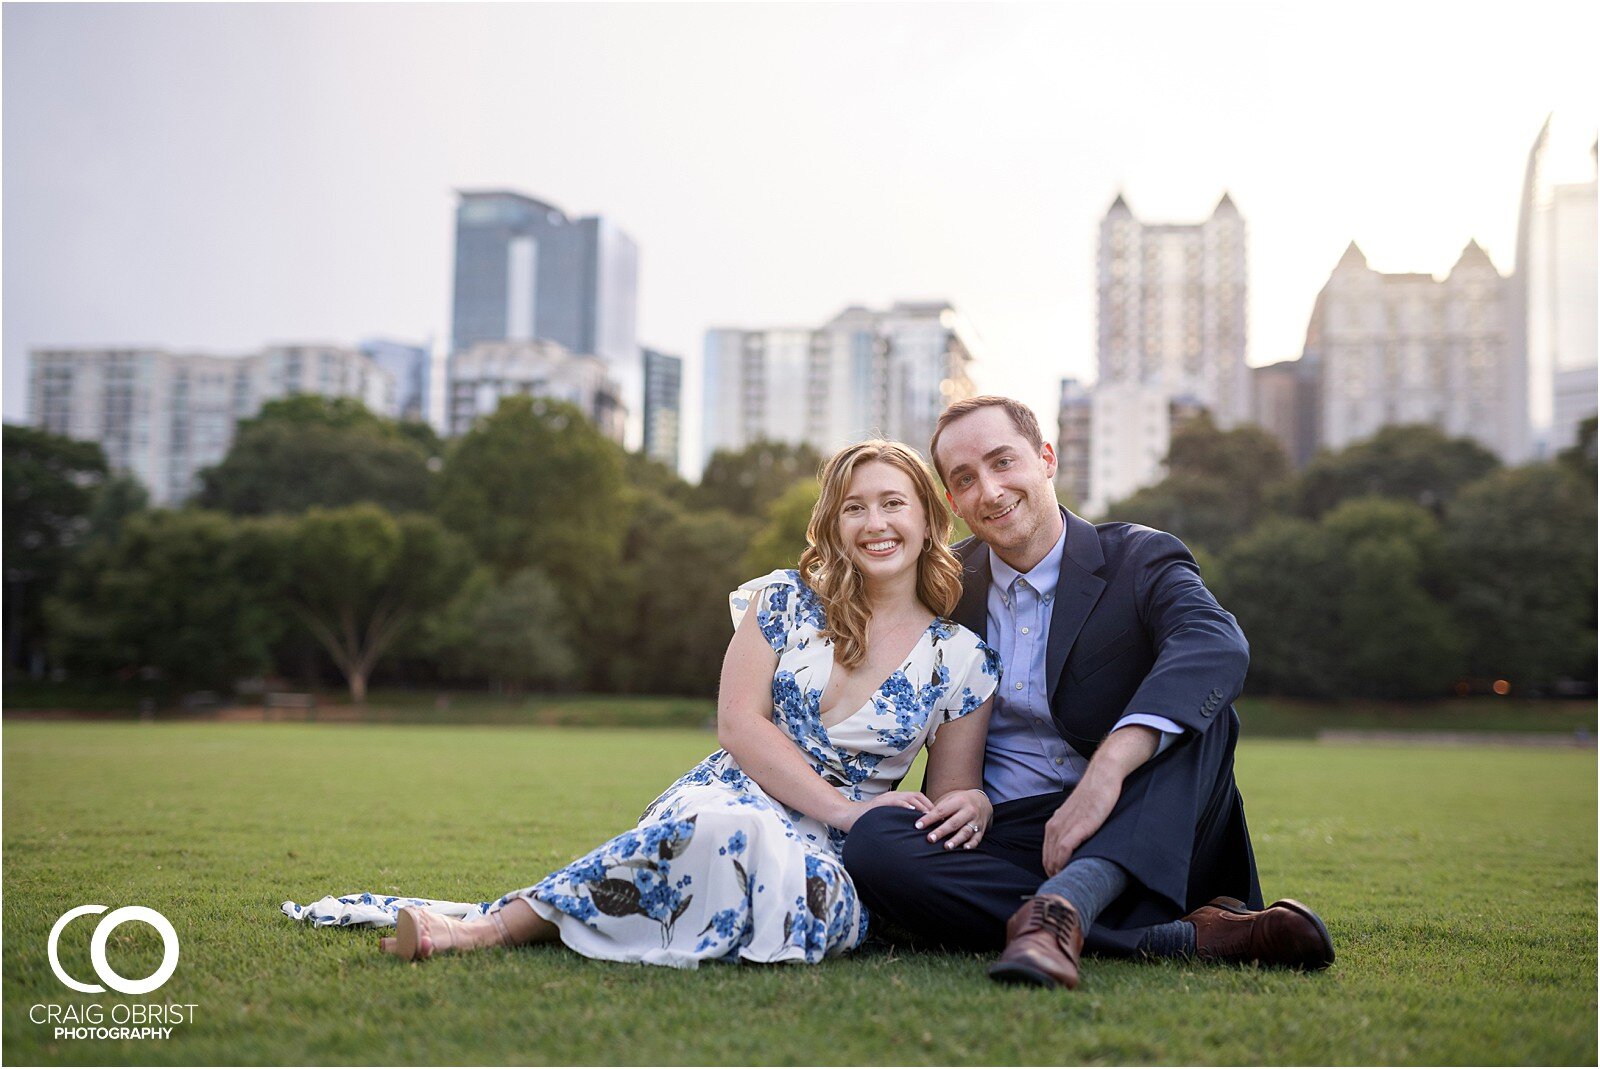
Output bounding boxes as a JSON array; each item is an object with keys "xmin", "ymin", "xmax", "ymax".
[
  {"xmin": 833, "ymin": 790, "xmax": 932, "ymax": 832},
  {"xmin": 915, "ymin": 788, "xmax": 993, "ymax": 850},
  {"xmin": 920, "ymin": 697, "xmax": 992, "ymax": 849}
]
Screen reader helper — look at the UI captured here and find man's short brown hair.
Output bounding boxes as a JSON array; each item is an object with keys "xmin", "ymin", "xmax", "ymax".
[{"xmin": 929, "ymin": 395, "xmax": 1045, "ymax": 480}]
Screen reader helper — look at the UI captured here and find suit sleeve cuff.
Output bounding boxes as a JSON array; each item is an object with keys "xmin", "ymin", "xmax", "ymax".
[{"xmin": 1113, "ymin": 714, "xmax": 1183, "ymax": 756}]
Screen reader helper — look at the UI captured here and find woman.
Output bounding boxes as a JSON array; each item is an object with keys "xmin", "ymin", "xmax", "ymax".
[{"xmin": 284, "ymin": 440, "xmax": 999, "ymax": 967}]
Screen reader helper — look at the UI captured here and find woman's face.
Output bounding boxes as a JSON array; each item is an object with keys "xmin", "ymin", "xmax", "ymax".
[{"xmin": 836, "ymin": 460, "xmax": 929, "ymax": 586}]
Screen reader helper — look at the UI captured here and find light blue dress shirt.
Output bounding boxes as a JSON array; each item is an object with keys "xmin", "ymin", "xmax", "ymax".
[{"xmin": 982, "ymin": 524, "xmax": 1181, "ymax": 803}]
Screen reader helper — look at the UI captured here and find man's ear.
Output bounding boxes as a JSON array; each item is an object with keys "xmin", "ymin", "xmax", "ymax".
[
  {"xmin": 944, "ymin": 489, "xmax": 958, "ymax": 516},
  {"xmin": 1040, "ymin": 441, "xmax": 1058, "ymax": 481}
]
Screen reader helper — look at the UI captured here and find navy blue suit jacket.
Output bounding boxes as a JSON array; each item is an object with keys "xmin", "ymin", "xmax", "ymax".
[{"xmin": 951, "ymin": 506, "xmax": 1249, "ymax": 759}]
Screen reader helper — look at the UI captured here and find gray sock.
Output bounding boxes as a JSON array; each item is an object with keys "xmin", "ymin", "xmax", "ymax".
[
  {"xmin": 1137, "ymin": 920, "xmax": 1197, "ymax": 958},
  {"xmin": 1036, "ymin": 856, "xmax": 1128, "ymax": 932}
]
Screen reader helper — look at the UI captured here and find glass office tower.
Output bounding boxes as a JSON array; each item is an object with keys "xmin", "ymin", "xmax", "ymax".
[{"xmin": 450, "ymin": 190, "xmax": 638, "ymax": 367}]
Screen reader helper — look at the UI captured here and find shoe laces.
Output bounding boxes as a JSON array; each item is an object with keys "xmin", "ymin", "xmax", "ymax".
[{"xmin": 1024, "ymin": 896, "xmax": 1080, "ymax": 951}]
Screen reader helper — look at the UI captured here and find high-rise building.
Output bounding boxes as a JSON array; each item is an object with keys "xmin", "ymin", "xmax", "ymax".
[
  {"xmin": 1081, "ymin": 381, "xmax": 1207, "ymax": 515},
  {"xmin": 447, "ymin": 338, "xmax": 625, "ymax": 444},
  {"xmin": 243, "ymin": 344, "xmax": 395, "ymax": 415},
  {"xmin": 1249, "ymin": 357, "xmax": 1320, "ymax": 468},
  {"xmin": 876, "ymin": 302, "xmax": 980, "ymax": 454},
  {"xmin": 1513, "ymin": 115, "xmax": 1598, "ymax": 456},
  {"xmin": 1086, "ymin": 192, "xmax": 1250, "ymax": 512},
  {"xmin": 450, "ymin": 190, "xmax": 638, "ymax": 361},
  {"xmin": 30, "ymin": 348, "xmax": 174, "ymax": 505},
  {"xmin": 1553, "ymin": 365, "xmax": 1599, "ymax": 450},
  {"xmin": 360, "ymin": 338, "xmax": 435, "ymax": 428},
  {"xmin": 641, "ymin": 348, "xmax": 683, "ymax": 473},
  {"xmin": 1055, "ymin": 378, "xmax": 1092, "ymax": 508},
  {"xmin": 1305, "ymin": 240, "xmax": 1523, "ymax": 460},
  {"xmin": 449, "ymin": 190, "xmax": 640, "ymax": 444},
  {"xmin": 700, "ymin": 301, "xmax": 978, "ymax": 471},
  {"xmin": 702, "ymin": 327, "xmax": 813, "ymax": 456},
  {"xmin": 29, "ymin": 344, "xmax": 395, "ymax": 505},
  {"xmin": 1098, "ymin": 192, "xmax": 1249, "ymax": 424}
]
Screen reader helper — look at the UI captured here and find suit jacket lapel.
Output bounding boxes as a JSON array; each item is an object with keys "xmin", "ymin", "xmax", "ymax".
[
  {"xmin": 952, "ymin": 538, "xmax": 990, "ymax": 640},
  {"xmin": 1046, "ymin": 508, "xmax": 1107, "ymax": 699}
]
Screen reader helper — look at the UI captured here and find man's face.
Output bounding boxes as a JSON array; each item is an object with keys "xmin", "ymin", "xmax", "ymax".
[{"xmin": 935, "ymin": 405, "xmax": 1062, "ymax": 571}]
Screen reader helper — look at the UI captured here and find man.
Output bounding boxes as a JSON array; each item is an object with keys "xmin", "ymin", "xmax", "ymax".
[{"xmin": 842, "ymin": 396, "xmax": 1332, "ymax": 988}]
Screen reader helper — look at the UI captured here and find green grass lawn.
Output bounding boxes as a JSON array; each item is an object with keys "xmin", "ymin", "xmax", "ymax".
[{"xmin": 3, "ymin": 723, "xmax": 1595, "ymax": 1065}]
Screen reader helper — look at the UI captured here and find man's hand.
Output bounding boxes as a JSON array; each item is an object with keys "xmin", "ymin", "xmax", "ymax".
[
  {"xmin": 1042, "ymin": 774, "xmax": 1122, "ymax": 875},
  {"xmin": 1041, "ymin": 725, "xmax": 1159, "ymax": 875}
]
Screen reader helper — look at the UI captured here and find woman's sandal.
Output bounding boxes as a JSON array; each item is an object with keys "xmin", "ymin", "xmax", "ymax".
[{"xmin": 388, "ymin": 907, "xmax": 513, "ymax": 962}]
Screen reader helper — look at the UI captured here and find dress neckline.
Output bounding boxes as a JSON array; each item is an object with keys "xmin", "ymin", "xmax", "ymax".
[{"xmin": 813, "ymin": 617, "xmax": 942, "ymax": 732}]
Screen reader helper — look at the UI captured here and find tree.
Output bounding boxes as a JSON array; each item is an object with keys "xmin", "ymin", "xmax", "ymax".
[
  {"xmin": 453, "ymin": 568, "xmax": 580, "ymax": 694},
  {"xmin": 1557, "ymin": 416, "xmax": 1597, "ymax": 484},
  {"xmin": 3, "ymin": 425, "xmax": 110, "ymax": 675},
  {"xmin": 280, "ymin": 505, "xmax": 475, "ymax": 703},
  {"xmin": 1283, "ymin": 424, "xmax": 1499, "ymax": 520},
  {"xmin": 433, "ymin": 397, "xmax": 627, "ymax": 683},
  {"xmin": 1320, "ymin": 498, "xmax": 1463, "ymax": 699},
  {"xmin": 386, "ymin": 561, "xmax": 488, "ymax": 680},
  {"xmin": 624, "ymin": 450, "xmax": 696, "ymax": 507},
  {"xmin": 1105, "ymin": 414, "xmax": 1291, "ymax": 554},
  {"xmin": 1445, "ymin": 464, "xmax": 1597, "ymax": 690},
  {"xmin": 433, "ymin": 397, "xmax": 625, "ymax": 580},
  {"xmin": 742, "ymin": 478, "xmax": 820, "ymax": 576},
  {"xmin": 195, "ymin": 395, "xmax": 436, "ymax": 515},
  {"xmin": 1214, "ymin": 517, "xmax": 1344, "ymax": 697},
  {"xmin": 47, "ymin": 509, "xmax": 286, "ymax": 688},
  {"xmin": 695, "ymin": 441, "xmax": 824, "ymax": 517},
  {"xmin": 604, "ymin": 489, "xmax": 757, "ymax": 695},
  {"xmin": 84, "ymin": 474, "xmax": 150, "ymax": 546},
  {"xmin": 1219, "ymin": 498, "xmax": 1462, "ymax": 698}
]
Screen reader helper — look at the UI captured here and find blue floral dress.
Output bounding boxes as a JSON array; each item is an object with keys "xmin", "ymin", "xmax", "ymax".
[{"xmin": 283, "ymin": 570, "xmax": 999, "ymax": 969}]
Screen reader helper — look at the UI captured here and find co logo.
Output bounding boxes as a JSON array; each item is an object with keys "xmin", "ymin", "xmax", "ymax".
[{"xmin": 48, "ymin": 905, "xmax": 180, "ymax": 995}]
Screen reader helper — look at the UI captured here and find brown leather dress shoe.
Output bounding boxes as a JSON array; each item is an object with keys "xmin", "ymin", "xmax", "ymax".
[
  {"xmin": 1183, "ymin": 896, "xmax": 1335, "ymax": 970},
  {"xmin": 987, "ymin": 894, "xmax": 1085, "ymax": 989}
]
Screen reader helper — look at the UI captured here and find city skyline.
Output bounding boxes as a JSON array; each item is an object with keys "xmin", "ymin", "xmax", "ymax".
[{"xmin": 3, "ymin": 3, "xmax": 1594, "ymax": 472}]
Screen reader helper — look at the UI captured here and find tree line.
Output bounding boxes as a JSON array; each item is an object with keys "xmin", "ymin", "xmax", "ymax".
[
  {"xmin": 1108, "ymin": 414, "xmax": 1596, "ymax": 698},
  {"xmin": 4, "ymin": 396, "xmax": 822, "ymax": 701},
  {"xmin": 4, "ymin": 396, "xmax": 1594, "ymax": 702}
]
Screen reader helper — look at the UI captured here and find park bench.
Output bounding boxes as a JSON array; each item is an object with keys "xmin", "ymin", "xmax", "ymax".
[{"xmin": 264, "ymin": 693, "xmax": 316, "ymax": 721}]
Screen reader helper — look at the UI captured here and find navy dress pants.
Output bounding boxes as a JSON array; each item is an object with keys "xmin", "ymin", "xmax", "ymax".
[{"xmin": 842, "ymin": 711, "xmax": 1262, "ymax": 955}]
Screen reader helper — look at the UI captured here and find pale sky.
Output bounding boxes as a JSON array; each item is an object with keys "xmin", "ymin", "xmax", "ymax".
[{"xmin": 4, "ymin": 2, "xmax": 1595, "ymax": 472}]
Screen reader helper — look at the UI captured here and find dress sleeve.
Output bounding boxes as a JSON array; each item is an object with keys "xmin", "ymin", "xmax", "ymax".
[
  {"xmin": 728, "ymin": 569, "xmax": 805, "ymax": 654},
  {"xmin": 929, "ymin": 628, "xmax": 1002, "ymax": 744}
]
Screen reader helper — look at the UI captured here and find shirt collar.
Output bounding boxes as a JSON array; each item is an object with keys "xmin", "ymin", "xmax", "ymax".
[{"xmin": 987, "ymin": 520, "xmax": 1067, "ymax": 600}]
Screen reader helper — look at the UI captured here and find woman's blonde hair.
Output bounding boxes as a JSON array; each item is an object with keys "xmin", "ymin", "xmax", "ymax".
[{"xmin": 798, "ymin": 440, "xmax": 963, "ymax": 669}]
